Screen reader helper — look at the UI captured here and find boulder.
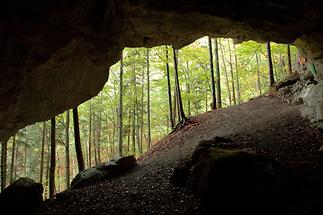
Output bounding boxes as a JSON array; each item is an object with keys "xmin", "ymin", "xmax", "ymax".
[
  {"xmin": 0, "ymin": 177, "xmax": 43, "ymax": 215},
  {"xmin": 171, "ymin": 137, "xmax": 282, "ymax": 215},
  {"xmin": 71, "ymin": 156, "xmax": 137, "ymax": 189},
  {"xmin": 115, "ymin": 155, "xmax": 137, "ymax": 171}
]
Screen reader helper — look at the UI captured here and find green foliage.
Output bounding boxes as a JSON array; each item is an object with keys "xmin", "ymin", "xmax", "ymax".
[{"xmin": 5, "ymin": 37, "xmax": 298, "ymax": 195}]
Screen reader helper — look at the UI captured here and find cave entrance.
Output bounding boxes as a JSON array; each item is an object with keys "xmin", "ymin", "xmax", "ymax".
[{"xmin": 1, "ymin": 36, "xmax": 298, "ymax": 197}]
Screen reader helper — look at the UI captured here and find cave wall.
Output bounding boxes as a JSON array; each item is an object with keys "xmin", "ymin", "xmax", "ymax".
[{"xmin": 0, "ymin": 0, "xmax": 323, "ymax": 141}]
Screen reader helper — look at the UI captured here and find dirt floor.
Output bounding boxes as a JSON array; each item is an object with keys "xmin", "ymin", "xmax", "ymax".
[{"xmin": 39, "ymin": 95, "xmax": 323, "ymax": 215}]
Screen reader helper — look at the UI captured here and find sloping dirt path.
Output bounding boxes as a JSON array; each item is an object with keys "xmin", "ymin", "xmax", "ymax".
[{"xmin": 40, "ymin": 96, "xmax": 323, "ymax": 215}]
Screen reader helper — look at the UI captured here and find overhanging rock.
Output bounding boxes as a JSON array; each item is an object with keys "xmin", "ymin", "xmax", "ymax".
[{"xmin": 1, "ymin": 0, "xmax": 323, "ymax": 141}]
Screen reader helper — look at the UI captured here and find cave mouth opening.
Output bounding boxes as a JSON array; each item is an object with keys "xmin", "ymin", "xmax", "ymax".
[
  {"xmin": 1, "ymin": 36, "xmax": 300, "ymax": 193},
  {"xmin": 1, "ymin": 0, "xmax": 323, "ymax": 147}
]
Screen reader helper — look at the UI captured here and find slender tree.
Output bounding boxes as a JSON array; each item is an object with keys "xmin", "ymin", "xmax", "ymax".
[
  {"xmin": 279, "ymin": 53, "xmax": 287, "ymax": 78},
  {"xmin": 112, "ymin": 107, "xmax": 117, "ymax": 157},
  {"xmin": 49, "ymin": 118, "xmax": 56, "ymax": 199},
  {"xmin": 118, "ymin": 51, "xmax": 124, "ymax": 157},
  {"xmin": 140, "ymin": 67, "xmax": 145, "ymax": 154},
  {"xmin": 280, "ymin": 54, "xmax": 287, "ymax": 76},
  {"xmin": 10, "ymin": 135, "xmax": 16, "ymax": 183},
  {"xmin": 227, "ymin": 39, "xmax": 236, "ymax": 106},
  {"xmin": 266, "ymin": 42, "xmax": 275, "ymax": 87},
  {"xmin": 132, "ymin": 64, "xmax": 137, "ymax": 154},
  {"xmin": 39, "ymin": 122, "xmax": 46, "ymax": 184},
  {"xmin": 287, "ymin": 44, "xmax": 293, "ymax": 74},
  {"xmin": 132, "ymin": 105, "xmax": 136, "ymax": 155},
  {"xmin": 13, "ymin": 137, "xmax": 18, "ymax": 180},
  {"xmin": 88, "ymin": 101, "xmax": 92, "ymax": 167},
  {"xmin": 165, "ymin": 45, "xmax": 174, "ymax": 129},
  {"xmin": 1, "ymin": 139, "xmax": 8, "ymax": 191},
  {"xmin": 208, "ymin": 36, "xmax": 217, "ymax": 110},
  {"xmin": 97, "ymin": 104, "xmax": 102, "ymax": 164},
  {"xmin": 93, "ymin": 114, "xmax": 98, "ymax": 166},
  {"xmin": 175, "ymin": 87, "xmax": 181, "ymax": 122},
  {"xmin": 136, "ymin": 102, "xmax": 141, "ymax": 155},
  {"xmin": 256, "ymin": 52, "xmax": 263, "ymax": 95},
  {"xmin": 147, "ymin": 48, "xmax": 151, "ymax": 149},
  {"xmin": 127, "ymin": 110, "xmax": 131, "ymax": 153},
  {"xmin": 219, "ymin": 40, "xmax": 232, "ymax": 106},
  {"xmin": 56, "ymin": 150, "xmax": 61, "ymax": 193},
  {"xmin": 233, "ymin": 43, "xmax": 241, "ymax": 104},
  {"xmin": 45, "ymin": 130, "xmax": 50, "ymax": 198},
  {"xmin": 185, "ymin": 60, "xmax": 192, "ymax": 116},
  {"xmin": 173, "ymin": 48, "xmax": 187, "ymax": 123},
  {"xmin": 214, "ymin": 38, "xmax": 222, "ymax": 108},
  {"xmin": 65, "ymin": 110, "xmax": 70, "ymax": 189},
  {"xmin": 172, "ymin": 88, "xmax": 178, "ymax": 123},
  {"xmin": 73, "ymin": 107, "xmax": 85, "ymax": 172}
]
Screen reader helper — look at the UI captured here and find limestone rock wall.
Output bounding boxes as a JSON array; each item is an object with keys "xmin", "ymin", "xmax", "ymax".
[{"xmin": 1, "ymin": 0, "xmax": 323, "ymax": 141}]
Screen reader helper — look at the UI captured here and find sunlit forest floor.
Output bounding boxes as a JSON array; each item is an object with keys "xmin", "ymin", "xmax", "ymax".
[{"xmin": 40, "ymin": 94, "xmax": 323, "ymax": 215}]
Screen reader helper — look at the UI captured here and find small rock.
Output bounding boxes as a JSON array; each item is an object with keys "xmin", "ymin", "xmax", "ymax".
[{"xmin": 0, "ymin": 177, "xmax": 43, "ymax": 215}]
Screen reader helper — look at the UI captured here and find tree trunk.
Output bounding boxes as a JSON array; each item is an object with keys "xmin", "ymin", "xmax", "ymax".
[
  {"xmin": 266, "ymin": 42, "xmax": 275, "ymax": 87},
  {"xmin": 208, "ymin": 36, "xmax": 217, "ymax": 110},
  {"xmin": 118, "ymin": 52, "xmax": 124, "ymax": 157},
  {"xmin": 45, "ymin": 129, "xmax": 50, "ymax": 199},
  {"xmin": 127, "ymin": 110, "xmax": 131, "ymax": 154},
  {"xmin": 147, "ymin": 48, "xmax": 151, "ymax": 149},
  {"xmin": 1, "ymin": 140, "xmax": 8, "ymax": 191},
  {"xmin": 227, "ymin": 39, "xmax": 236, "ymax": 106},
  {"xmin": 10, "ymin": 135, "xmax": 16, "ymax": 184},
  {"xmin": 40, "ymin": 122, "xmax": 46, "ymax": 184},
  {"xmin": 173, "ymin": 48, "xmax": 186, "ymax": 122},
  {"xmin": 93, "ymin": 114, "xmax": 98, "ymax": 166},
  {"xmin": 56, "ymin": 150, "xmax": 60, "ymax": 193},
  {"xmin": 279, "ymin": 53, "xmax": 286, "ymax": 78},
  {"xmin": 88, "ymin": 101, "xmax": 92, "ymax": 167},
  {"xmin": 256, "ymin": 52, "xmax": 263, "ymax": 95},
  {"xmin": 107, "ymin": 129, "xmax": 111, "ymax": 160},
  {"xmin": 49, "ymin": 118, "xmax": 56, "ymax": 199},
  {"xmin": 186, "ymin": 61, "xmax": 191, "ymax": 116},
  {"xmin": 133, "ymin": 64, "xmax": 138, "ymax": 155},
  {"xmin": 219, "ymin": 40, "xmax": 232, "ymax": 106},
  {"xmin": 94, "ymin": 133, "xmax": 98, "ymax": 165},
  {"xmin": 176, "ymin": 87, "xmax": 181, "ymax": 122},
  {"xmin": 140, "ymin": 69, "xmax": 144, "ymax": 154},
  {"xmin": 233, "ymin": 43, "xmax": 241, "ymax": 104},
  {"xmin": 173, "ymin": 88, "xmax": 178, "ymax": 123},
  {"xmin": 281, "ymin": 55, "xmax": 287, "ymax": 77},
  {"xmin": 65, "ymin": 110, "xmax": 70, "ymax": 189},
  {"xmin": 136, "ymin": 105, "xmax": 141, "ymax": 155},
  {"xmin": 98, "ymin": 107, "xmax": 102, "ymax": 164},
  {"xmin": 71, "ymin": 158, "xmax": 76, "ymax": 181},
  {"xmin": 214, "ymin": 38, "xmax": 222, "ymax": 108},
  {"xmin": 287, "ymin": 44, "xmax": 293, "ymax": 74},
  {"xmin": 112, "ymin": 112, "xmax": 116, "ymax": 157},
  {"xmin": 132, "ymin": 107, "xmax": 136, "ymax": 155},
  {"xmin": 165, "ymin": 45, "xmax": 174, "ymax": 129},
  {"xmin": 73, "ymin": 107, "xmax": 85, "ymax": 172},
  {"xmin": 13, "ymin": 137, "xmax": 19, "ymax": 180}
]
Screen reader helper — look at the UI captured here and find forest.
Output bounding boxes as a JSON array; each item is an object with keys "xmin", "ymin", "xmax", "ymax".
[{"xmin": 0, "ymin": 37, "xmax": 297, "ymax": 198}]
